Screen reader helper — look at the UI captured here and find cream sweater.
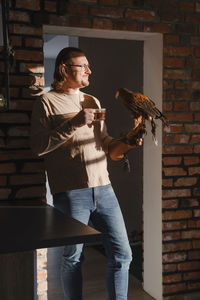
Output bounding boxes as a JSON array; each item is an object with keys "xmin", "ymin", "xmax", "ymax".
[{"xmin": 30, "ymin": 90, "xmax": 111, "ymax": 195}]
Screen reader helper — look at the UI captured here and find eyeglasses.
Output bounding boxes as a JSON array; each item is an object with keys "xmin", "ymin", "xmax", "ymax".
[{"xmin": 66, "ymin": 64, "xmax": 91, "ymax": 71}]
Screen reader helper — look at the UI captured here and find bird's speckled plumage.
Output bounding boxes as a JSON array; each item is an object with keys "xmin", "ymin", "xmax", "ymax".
[{"xmin": 116, "ymin": 87, "xmax": 168, "ymax": 145}]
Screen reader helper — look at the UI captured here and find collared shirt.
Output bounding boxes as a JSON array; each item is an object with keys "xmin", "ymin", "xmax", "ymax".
[{"xmin": 30, "ymin": 90, "xmax": 111, "ymax": 195}]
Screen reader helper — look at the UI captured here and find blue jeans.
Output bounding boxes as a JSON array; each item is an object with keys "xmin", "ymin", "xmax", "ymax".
[{"xmin": 53, "ymin": 184, "xmax": 132, "ymax": 300}]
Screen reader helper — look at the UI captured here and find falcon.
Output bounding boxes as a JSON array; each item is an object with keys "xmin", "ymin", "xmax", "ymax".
[{"xmin": 115, "ymin": 87, "xmax": 168, "ymax": 145}]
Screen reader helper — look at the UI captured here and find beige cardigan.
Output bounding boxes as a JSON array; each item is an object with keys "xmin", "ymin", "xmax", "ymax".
[{"xmin": 30, "ymin": 90, "xmax": 111, "ymax": 195}]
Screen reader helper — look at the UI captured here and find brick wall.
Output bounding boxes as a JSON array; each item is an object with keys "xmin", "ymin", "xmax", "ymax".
[{"xmin": 0, "ymin": 0, "xmax": 200, "ymax": 299}]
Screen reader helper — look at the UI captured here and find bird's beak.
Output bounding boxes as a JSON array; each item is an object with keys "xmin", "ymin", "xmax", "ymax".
[{"xmin": 115, "ymin": 90, "xmax": 119, "ymax": 99}]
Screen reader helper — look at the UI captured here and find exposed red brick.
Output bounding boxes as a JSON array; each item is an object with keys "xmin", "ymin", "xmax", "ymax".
[
  {"xmin": 163, "ymin": 134, "xmax": 173, "ymax": 144},
  {"xmin": 15, "ymin": 50, "xmax": 43, "ymax": 62},
  {"xmin": 6, "ymin": 138, "xmax": 30, "ymax": 149},
  {"xmin": 45, "ymin": 1, "xmax": 57, "ymax": 12},
  {"xmin": 163, "ymin": 231, "xmax": 181, "ymax": 241},
  {"xmin": 10, "ymin": 24, "xmax": 42, "ymax": 36},
  {"xmin": 16, "ymin": 0, "xmax": 40, "ymax": 10},
  {"xmin": 163, "ymin": 101, "xmax": 173, "ymax": 111},
  {"xmin": 0, "ymin": 150, "xmax": 35, "ymax": 161},
  {"xmin": 164, "ymin": 124, "xmax": 183, "ymax": 134},
  {"xmin": 183, "ymin": 271, "xmax": 200, "ymax": 281},
  {"xmin": 49, "ymin": 15, "xmax": 69, "ymax": 26},
  {"xmin": 174, "ymin": 177, "xmax": 197, "ymax": 187},
  {"xmin": 93, "ymin": 18, "xmax": 113, "ymax": 30},
  {"xmin": 194, "ymin": 209, "xmax": 200, "ymax": 218},
  {"xmin": 69, "ymin": 16, "xmax": 91, "ymax": 28},
  {"xmin": 163, "ymin": 241, "xmax": 192, "ymax": 252},
  {"xmin": 188, "ymin": 166, "xmax": 200, "ymax": 175},
  {"xmin": 190, "ymin": 102, "xmax": 200, "ymax": 111},
  {"xmin": 163, "ymin": 69, "xmax": 190, "ymax": 80},
  {"xmin": 163, "ymin": 273, "xmax": 182, "ymax": 283},
  {"xmin": 160, "ymin": 11, "xmax": 182, "ymax": 23},
  {"xmin": 163, "ymin": 220, "xmax": 187, "ymax": 231},
  {"xmin": 194, "ymin": 113, "xmax": 200, "ymax": 121},
  {"xmin": 10, "ymin": 36, "xmax": 22, "ymax": 47},
  {"xmin": 164, "ymin": 46, "xmax": 193, "ymax": 57},
  {"xmin": 163, "ymin": 199, "xmax": 178, "ymax": 209},
  {"xmin": 163, "ymin": 252, "xmax": 187, "ymax": 264},
  {"xmin": 163, "ymin": 283, "xmax": 186, "ymax": 294},
  {"xmin": 188, "ymin": 219, "xmax": 200, "ymax": 228},
  {"xmin": 67, "ymin": 3, "xmax": 88, "ymax": 15},
  {"xmin": 9, "ymin": 10, "xmax": 30, "ymax": 22},
  {"xmin": 186, "ymin": 14, "xmax": 200, "ymax": 23},
  {"xmin": 164, "ymin": 34, "xmax": 179, "ymax": 45},
  {"xmin": 188, "ymin": 281, "xmax": 200, "ymax": 290},
  {"xmin": 78, "ymin": 0, "xmax": 97, "ymax": 2},
  {"xmin": 188, "ymin": 250, "xmax": 200, "ymax": 260},
  {"xmin": 181, "ymin": 230, "xmax": 200, "ymax": 239},
  {"xmin": 163, "ymin": 210, "xmax": 192, "ymax": 220},
  {"xmin": 179, "ymin": 1, "xmax": 194, "ymax": 11},
  {"xmin": 7, "ymin": 126, "xmax": 30, "ymax": 137},
  {"xmin": 100, "ymin": 0, "xmax": 118, "ymax": 4},
  {"xmin": 174, "ymin": 134, "xmax": 190, "ymax": 144},
  {"xmin": 163, "ymin": 145, "xmax": 193, "ymax": 155},
  {"xmin": 187, "ymin": 81, "xmax": 200, "ymax": 90},
  {"xmin": 10, "ymin": 100, "xmax": 34, "ymax": 111},
  {"xmin": 163, "ymin": 57, "xmax": 184, "ymax": 68},
  {"xmin": 25, "ymin": 38, "xmax": 43, "ymax": 48},
  {"xmin": 190, "ymin": 36, "xmax": 200, "ymax": 46},
  {"xmin": 163, "ymin": 264, "xmax": 177, "ymax": 272},
  {"xmin": 0, "ymin": 176, "xmax": 7, "ymax": 186},
  {"xmin": 192, "ymin": 69, "xmax": 200, "ymax": 79},
  {"xmin": 20, "ymin": 63, "xmax": 44, "ymax": 74},
  {"xmin": 37, "ymin": 280, "xmax": 47, "ymax": 292},
  {"xmin": 178, "ymin": 261, "xmax": 200, "ymax": 271},
  {"xmin": 0, "ymin": 188, "xmax": 12, "ymax": 200},
  {"xmin": 119, "ymin": 0, "xmax": 132, "ymax": 5},
  {"xmin": 0, "ymin": 112, "xmax": 29, "ymax": 124},
  {"xmin": 174, "ymin": 81, "xmax": 185, "ymax": 90},
  {"xmin": 10, "ymin": 174, "xmax": 45, "ymax": 185},
  {"xmin": 185, "ymin": 124, "xmax": 200, "ymax": 133},
  {"xmin": 192, "ymin": 240, "xmax": 200, "ymax": 249},
  {"xmin": 164, "ymin": 90, "xmax": 192, "ymax": 100},
  {"xmin": 144, "ymin": 23, "xmax": 172, "ymax": 33},
  {"xmin": 0, "ymin": 163, "xmax": 16, "ymax": 174},
  {"xmin": 21, "ymin": 162, "xmax": 45, "ymax": 173},
  {"xmin": 15, "ymin": 186, "xmax": 46, "ymax": 199},
  {"xmin": 174, "ymin": 101, "xmax": 188, "ymax": 111},
  {"xmin": 125, "ymin": 9, "xmax": 157, "ymax": 21},
  {"xmin": 184, "ymin": 156, "xmax": 199, "ymax": 165},
  {"xmin": 163, "ymin": 167, "xmax": 187, "ymax": 176},
  {"xmin": 195, "ymin": 48, "xmax": 200, "ymax": 56},
  {"xmin": 162, "ymin": 179, "xmax": 173, "ymax": 187},
  {"xmin": 89, "ymin": 6, "xmax": 123, "ymax": 18},
  {"xmin": 165, "ymin": 113, "xmax": 192, "ymax": 122},
  {"xmin": 37, "ymin": 269, "xmax": 47, "ymax": 281},
  {"xmin": 113, "ymin": 20, "xmax": 140, "ymax": 31},
  {"xmin": 194, "ymin": 144, "xmax": 200, "ymax": 153}
]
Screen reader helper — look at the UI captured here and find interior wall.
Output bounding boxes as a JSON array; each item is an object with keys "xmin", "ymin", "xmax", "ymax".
[{"xmin": 79, "ymin": 37, "xmax": 143, "ymax": 234}]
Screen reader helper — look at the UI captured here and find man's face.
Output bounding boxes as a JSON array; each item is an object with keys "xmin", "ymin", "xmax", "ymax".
[{"xmin": 64, "ymin": 55, "xmax": 91, "ymax": 89}]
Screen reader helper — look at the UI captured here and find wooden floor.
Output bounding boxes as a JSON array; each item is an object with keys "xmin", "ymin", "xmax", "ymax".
[{"xmin": 47, "ymin": 246, "xmax": 155, "ymax": 300}]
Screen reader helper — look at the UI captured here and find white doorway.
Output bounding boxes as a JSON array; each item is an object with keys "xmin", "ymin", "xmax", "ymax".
[{"xmin": 43, "ymin": 26, "xmax": 163, "ymax": 300}]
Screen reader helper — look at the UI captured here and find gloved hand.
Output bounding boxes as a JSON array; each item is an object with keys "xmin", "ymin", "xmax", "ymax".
[{"xmin": 107, "ymin": 125, "xmax": 145, "ymax": 161}]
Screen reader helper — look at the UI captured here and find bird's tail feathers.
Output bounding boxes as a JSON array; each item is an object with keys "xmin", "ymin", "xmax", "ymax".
[
  {"xmin": 150, "ymin": 118, "xmax": 158, "ymax": 146},
  {"xmin": 156, "ymin": 112, "xmax": 169, "ymax": 126}
]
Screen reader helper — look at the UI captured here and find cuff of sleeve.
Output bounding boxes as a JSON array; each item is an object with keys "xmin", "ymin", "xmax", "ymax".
[{"xmin": 66, "ymin": 120, "xmax": 76, "ymax": 135}]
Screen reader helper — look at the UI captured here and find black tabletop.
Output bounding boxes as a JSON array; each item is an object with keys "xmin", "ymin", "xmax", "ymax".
[{"xmin": 0, "ymin": 201, "xmax": 101, "ymax": 253}]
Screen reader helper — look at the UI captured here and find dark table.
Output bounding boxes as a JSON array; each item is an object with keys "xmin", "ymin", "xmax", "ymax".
[{"xmin": 0, "ymin": 201, "xmax": 101, "ymax": 299}]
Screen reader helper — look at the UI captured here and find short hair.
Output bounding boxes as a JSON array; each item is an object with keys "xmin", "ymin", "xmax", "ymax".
[{"xmin": 51, "ymin": 47, "xmax": 85, "ymax": 92}]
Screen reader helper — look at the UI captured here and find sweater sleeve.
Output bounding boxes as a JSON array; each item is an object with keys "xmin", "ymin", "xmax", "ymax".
[{"xmin": 30, "ymin": 98, "xmax": 77, "ymax": 157}]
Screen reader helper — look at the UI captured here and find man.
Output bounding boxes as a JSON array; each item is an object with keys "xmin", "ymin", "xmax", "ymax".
[{"xmin": 31, "ymin": 47, "xmax": 143, "ymax": 300}]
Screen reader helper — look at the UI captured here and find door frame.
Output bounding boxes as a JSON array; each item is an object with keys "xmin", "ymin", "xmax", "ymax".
[{"xmin": 43, "ymin": 25, "xmax": 163, "ymax": 300}]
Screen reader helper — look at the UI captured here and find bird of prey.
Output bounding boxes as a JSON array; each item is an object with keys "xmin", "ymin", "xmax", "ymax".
[{"xmin": 115, "ymin": 87, "xmax": 168, "ymax": 145}]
